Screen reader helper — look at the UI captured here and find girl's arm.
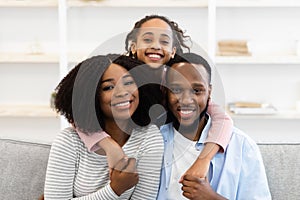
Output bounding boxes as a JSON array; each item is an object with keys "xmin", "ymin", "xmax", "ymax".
[
  {"xmin": 182, "ymin": 100, "xmax": 233, "ymax": 179},
  {"xmin": 77, "ymin": 129, "xmax": 126, "ymax": 169},
  {"xmin": 44, "ymin": 129, "xmax": 136, "ymax": 199}
]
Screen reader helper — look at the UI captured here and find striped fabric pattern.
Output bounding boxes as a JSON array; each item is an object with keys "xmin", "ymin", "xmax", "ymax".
[{"xmin": 44, "ymin": 125, "xmax": 164, "ymax": 200}]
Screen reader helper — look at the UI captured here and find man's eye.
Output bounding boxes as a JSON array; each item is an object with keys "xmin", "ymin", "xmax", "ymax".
[
  {"xmin": 193, "ymin": 88, "xmax": 204, "ymax": 94},
  {"xmin": 170, "ymin": 87, "xmax": 182, "ymax": 94},
  {"xmin": 102, "ymin": 85, "xmax": 114, "ymax": 91}
]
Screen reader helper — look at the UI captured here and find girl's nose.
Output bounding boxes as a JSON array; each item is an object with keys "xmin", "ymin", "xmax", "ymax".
[{"xmin": 150, "ymin": 40, "xmax": 161, "ymax": 50}]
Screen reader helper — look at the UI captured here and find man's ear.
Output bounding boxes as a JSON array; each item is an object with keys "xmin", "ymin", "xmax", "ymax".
[{"xmin": 208, "ymin": 84, "xmax": 212, "ymax": 98}]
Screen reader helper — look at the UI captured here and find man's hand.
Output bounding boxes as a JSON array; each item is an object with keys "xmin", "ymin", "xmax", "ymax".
[
  {"xmin": 110, "ymin": 157, "xmax": 139, "ymax": 196},
  {"xmin": 180, "ymin": 174, "xmax": 226, "ymax": 200}
]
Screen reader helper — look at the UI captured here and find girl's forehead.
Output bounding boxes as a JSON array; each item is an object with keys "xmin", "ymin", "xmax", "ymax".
[
  {"xmin": 140, "ymin": 18, "xmax": 172, "ymax": 31},
  {"xmin": 137, "ymin": 28, "xmax": 173, "ymax": 38}
]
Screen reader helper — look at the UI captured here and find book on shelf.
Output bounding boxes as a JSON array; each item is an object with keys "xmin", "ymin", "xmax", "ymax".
[{"xmin": 228, "ymin": 102, "xmax": 277, "ymax": 115}]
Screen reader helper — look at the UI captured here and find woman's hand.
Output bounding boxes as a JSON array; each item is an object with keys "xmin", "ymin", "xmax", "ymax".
[{"xmin": 110, "ymin": 157, "xmax": 139, "ymax": 196}]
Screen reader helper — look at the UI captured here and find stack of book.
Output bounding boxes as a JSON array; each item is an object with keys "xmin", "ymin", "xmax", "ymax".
[
  {"xmin": 217, "ymin": 40, "xmax": 251, "ymax": 56},
  {"xmin": 228, "ymin": 102, "xmax": 277, "ymax": 115}
]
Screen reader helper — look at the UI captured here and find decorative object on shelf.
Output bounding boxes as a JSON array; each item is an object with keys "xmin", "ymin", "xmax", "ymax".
[
  {"xmin": 217, "ymin": 40, "xmax": 251, "ymax": 56},
  {"xmin": 50, "ymin": 92, "xmax": 56, "ymax": 109},
  {"xmin": 228, "ymin": 101, "xmax": 277, "ymax": 115},
  {"xmin": 28, "ymin": 38, "xmax": 44, "ymax": 55}
]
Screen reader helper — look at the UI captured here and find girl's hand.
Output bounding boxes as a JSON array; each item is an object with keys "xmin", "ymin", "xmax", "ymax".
[
  {"xmin": 97, "ymin": 137, "xmax": 126, "ymax": 169},
  {"xmin": 110, "ymin": 157, "xmax": 139, "ymax": 196},
  {"xmin": 179, "ymin": 157, "xmax": 210, "ymax": 182}
]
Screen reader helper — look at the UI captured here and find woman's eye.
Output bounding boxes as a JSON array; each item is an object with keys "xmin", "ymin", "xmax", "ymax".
[
  {"xmin": 102, "ymin": 85, "xmax": 114, "ymax": 91},
  {"xmin": 124, "ymin": 80, "xmax": 135, "ymax": 86}
]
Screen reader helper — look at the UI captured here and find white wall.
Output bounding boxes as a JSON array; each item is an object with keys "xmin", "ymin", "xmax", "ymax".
[{"xmin": 1, "ymin": 5, "xmax": 299, "ymax": 144}]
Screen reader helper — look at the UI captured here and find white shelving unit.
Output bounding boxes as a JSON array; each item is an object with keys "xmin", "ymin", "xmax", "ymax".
[{"xmin": 1, "ymin": 0, "xmax": 299, "ymax": 143}]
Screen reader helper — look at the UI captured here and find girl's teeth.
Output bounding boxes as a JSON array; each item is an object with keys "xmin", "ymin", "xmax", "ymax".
[
  {"xmin": 148, "ymin": 54, "xmax": 161, "ymax": 58},
  {"xmin": 115, "ymin": 101, "xmax": 130, "ymax": 107}
]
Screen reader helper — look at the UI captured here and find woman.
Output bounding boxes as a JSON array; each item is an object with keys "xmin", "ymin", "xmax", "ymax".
[{"xmin": 44, "ymin": 55, "xmax": 164, "ymax": 199}]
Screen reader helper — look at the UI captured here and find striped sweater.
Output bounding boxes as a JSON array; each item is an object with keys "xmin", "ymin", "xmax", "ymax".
[{"xmin": 44, "ymin": 125, "xmax": 164, "ymax": 199}]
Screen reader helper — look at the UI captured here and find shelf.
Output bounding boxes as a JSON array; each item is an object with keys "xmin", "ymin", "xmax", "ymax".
[
  {"xmin": 0, "ymin": 105, "xmax": 58, "ymax": 117},
  {"xmin": 0, "ymin": 53, "xmax": 60, "ymax": 63},
  {"xmin": 229, "ymin": 109, "xmax": 300, "ymax": 120},
  {"xmin": 0, "ymin": 52, "xmax": 88, "ymax": 64},
  {"xmin": 0, "ymin": 0, "xmax": 57, "ymax": 7},
  {"xmin": 216, "ymin": 0, "xmax": 300, "ymax": 8},
  {"xmin": 215, "ymin": 55, "xmax": 300, "ymax": 65},
  {"xmin": 67, "ymin": 0, "xmax": 208, "ymax": 8}
]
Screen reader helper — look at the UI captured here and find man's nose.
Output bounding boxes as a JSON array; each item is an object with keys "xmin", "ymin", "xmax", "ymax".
[{"xmin": 180, "ymin": 90, "xmax": 193, "ymax": 104}]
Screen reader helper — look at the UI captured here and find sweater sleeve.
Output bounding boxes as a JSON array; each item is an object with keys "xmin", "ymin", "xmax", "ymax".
[
  {"xmin": 76, "ymin": 129, "xmax": 110, "ymax": 152},
  {"xmin": 44, "ymin": 128, "xmax": 119, "ymax": 200},
  {"xmin": 205, "ymin": 100, "xmax": 233, "ymax": 151},
  {"xmin": 129, "ymin": 125, "xmax": 165, "ymax": 200}
]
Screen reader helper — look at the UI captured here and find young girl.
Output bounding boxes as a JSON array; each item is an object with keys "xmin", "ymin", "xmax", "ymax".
[
  {"xmin": 44, "ymin": 55, "xmax": 164, "ymax": 199},
  {"xmin": 78, "ymin": 15, "xmax": 233, "ymax": 180}
]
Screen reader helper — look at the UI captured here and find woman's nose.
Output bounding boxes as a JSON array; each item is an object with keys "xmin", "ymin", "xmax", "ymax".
[{"xmin": 114, "ymin": 85, "xmax": 129, "ymax": 97}]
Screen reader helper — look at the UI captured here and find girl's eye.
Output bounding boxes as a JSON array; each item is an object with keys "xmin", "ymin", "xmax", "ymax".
[
  {"xmin": 143, "ymin": 38, "xmax": 152, "ymax": 43},
  {"xmin": 161, "ymin": 40, "xmax": 170, "ymax": 45},
  {"xmin": 102, "ymin": 85, "xmax": 114, "ymax": 91}
]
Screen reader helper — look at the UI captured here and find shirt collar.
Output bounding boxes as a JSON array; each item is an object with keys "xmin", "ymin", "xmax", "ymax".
[{"xmin": 195, "ymin": 114, "xmax": 211, "ymax": 149}]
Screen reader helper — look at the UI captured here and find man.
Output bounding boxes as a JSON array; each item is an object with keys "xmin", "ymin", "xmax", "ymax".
[{"xmin": 157, "ymin": 53, "xmax": 271, "ymax": 199}]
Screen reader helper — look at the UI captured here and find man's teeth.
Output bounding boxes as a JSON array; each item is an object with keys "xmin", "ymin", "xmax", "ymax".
[
  {"xmin": 115, "ymin": 101, "xmax": 130, "ymax": 107},
  {"xmin": 181, "ymin": 110, "xmax": 193, "ymax": 115},
  {"xmin": 148, "ymin": 54, "xmax": 161, "ymax": 58}
]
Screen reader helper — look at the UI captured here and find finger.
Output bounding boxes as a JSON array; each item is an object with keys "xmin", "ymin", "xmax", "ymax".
[
  {"xmin": 182, "ymin": 174, "xmax": 199, "ymax": 182},
  {"xmin": 124, "ymin": 157, "xmax": 137, "ymax": 173},
  {"xmin": 182, "ymin": 191, "xmax": 192, "ymax": 199},
  {"xmin": 112, "ymin": 157, "xmax": 128, "ymax": 172},
  {"xmin": 179, "ymin": 173, "xmax": 185, "ymax": 183}
]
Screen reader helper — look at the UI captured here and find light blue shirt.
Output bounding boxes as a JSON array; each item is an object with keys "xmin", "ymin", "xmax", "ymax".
[{"xmin": 157, "ymin": 116, "xmax": 271, "ymax": 200}]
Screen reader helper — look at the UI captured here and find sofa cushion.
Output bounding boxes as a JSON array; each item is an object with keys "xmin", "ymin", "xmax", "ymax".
[
  {"xmin": 258, "ymin": 143, "xmax": 300, "ymax": 200},
  {"xmin": 1, "ymin": 138, "xmax": 299, "ymax": 200},
  {"xmin": 0, "ymin": 139, "xmax": 50, "ymax": 200}
]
